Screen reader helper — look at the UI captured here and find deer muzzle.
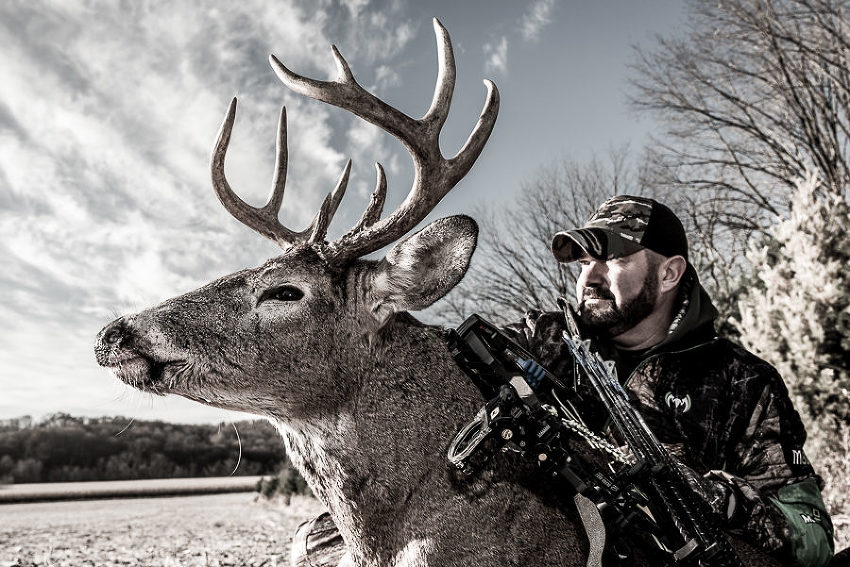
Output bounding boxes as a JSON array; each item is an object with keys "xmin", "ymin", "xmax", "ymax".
[{"xmin": 95, "ymin": 317, "xmax": 178, "ymax": 391}]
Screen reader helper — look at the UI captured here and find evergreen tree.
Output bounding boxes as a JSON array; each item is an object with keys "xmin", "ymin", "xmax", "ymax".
[
  {"xmin": 735, "ymin": 174, "xmax": 850, "ymax": 533},
  {"xmin": 735, "ymin": 174, "xmax": 850, "ymax": 426}
]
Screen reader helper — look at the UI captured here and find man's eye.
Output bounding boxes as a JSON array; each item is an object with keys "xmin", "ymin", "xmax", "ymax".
[{"xmin": 259, "ymin": 285, "xmax": 304, "ymax": 303}]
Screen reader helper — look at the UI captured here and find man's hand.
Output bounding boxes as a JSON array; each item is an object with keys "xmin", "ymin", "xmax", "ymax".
[{"xmin": 678, "ymin": 462, "xmax": 739, "ymax": 524}]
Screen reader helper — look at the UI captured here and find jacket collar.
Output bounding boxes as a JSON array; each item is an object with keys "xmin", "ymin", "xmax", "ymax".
[{"xmin": 646, "ymin": 264, "xmax": 718, "ymax": 355}]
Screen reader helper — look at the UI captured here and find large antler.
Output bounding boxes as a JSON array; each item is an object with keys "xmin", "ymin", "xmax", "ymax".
[{"xmin": 211, "ymin": 18, "xmax": 499, "ymax": 264}]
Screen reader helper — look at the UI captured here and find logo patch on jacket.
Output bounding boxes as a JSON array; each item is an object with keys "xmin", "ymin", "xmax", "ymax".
[
  {"xmin": 664, "ymin": 391, "xmax": 692, "ymax": 414},
  {"xmin": 791, "ymin": 449, "xmax": 810, "ymax": 466},
  {"xmin": 800, "ymin": 508, "xmax": 822, "ymax": 525}
]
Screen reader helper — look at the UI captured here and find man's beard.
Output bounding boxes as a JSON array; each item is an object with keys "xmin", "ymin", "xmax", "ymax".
[{"xmin": 578, "ymin": 271, "xmax": 659, "ymax": 337}]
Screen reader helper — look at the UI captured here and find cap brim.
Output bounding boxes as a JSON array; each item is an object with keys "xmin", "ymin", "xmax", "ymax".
[{"xmin": 551, "ymin": 228, "xmax": 644, "ymax": 263}]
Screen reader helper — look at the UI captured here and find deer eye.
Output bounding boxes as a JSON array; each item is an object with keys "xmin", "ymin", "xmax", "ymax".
[{"xmin": 258, "ymin": 285, "xmax": 304, "ymax": 304}]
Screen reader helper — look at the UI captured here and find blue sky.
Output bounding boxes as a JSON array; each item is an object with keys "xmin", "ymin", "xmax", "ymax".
[{"xmin": 0, "ymin": 0, "xmax": 683, "ymax": 424}]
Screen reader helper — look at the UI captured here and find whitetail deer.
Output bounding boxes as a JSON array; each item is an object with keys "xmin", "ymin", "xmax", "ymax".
[{"xmin": 95, "ymin": 20, "xmax": 780, "ymax": 567}]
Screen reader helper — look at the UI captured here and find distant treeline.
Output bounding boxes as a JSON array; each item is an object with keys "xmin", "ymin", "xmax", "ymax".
[{"xmin": 0, "ymin": 413, "xmax": 284, "ymax": 484}]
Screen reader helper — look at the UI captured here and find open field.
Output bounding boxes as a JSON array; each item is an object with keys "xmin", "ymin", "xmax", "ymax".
[
  {"xmin": 0, "ymin": 492, "xmax": 325, "ymax": 567},
  {"xmin": 1, "ymin": 484, "xmax": 845, "ymax": 565}
]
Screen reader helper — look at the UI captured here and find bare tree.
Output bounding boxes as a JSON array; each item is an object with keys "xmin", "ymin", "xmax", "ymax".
[
  {"xmin": 632, "ymin": 0, "xmax": 850, "ymax": 241},
  {"xmin": 435, "ymin": 147, "xmax": 643, "ymax": 325}
]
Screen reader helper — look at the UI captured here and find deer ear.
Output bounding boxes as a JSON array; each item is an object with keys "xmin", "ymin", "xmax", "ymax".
[{"xmin": 366, "ymin": 215, "xmax": 477, "ymax": 323}]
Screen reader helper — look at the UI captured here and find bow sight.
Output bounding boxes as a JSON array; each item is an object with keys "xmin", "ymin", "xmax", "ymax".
[{"xmin": 446, "ymin": 316, "xmax": 646, "ymax": 543}]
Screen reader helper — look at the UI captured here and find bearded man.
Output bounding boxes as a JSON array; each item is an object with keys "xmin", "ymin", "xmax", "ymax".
[{"xmin": 506, "ymin": 195, "xmax": 835, "ymax": 566}]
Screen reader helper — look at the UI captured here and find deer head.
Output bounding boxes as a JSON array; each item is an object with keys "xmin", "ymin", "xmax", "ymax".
[{"xmin": 94, "ymin": 19, "xmax": 498, "ymax": 421}]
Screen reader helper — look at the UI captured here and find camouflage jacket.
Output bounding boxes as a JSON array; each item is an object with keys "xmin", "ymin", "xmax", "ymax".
[{"xmin": 502, "ymin": 272, "xmax": 834, "ymax": 566}]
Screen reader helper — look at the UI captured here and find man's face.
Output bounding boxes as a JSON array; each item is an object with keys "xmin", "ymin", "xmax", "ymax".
[{"xmin": 575, "ymin": 249, "xmax": 660, "ymax": 337}]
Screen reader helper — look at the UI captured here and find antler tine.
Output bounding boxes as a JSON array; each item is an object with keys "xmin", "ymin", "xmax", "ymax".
[
  {"xmin": 330, "ymin": 45, "xmax": 355, "ymax": 83},
  {"xmin": 268, "ymin": 18, "xmax": 499, "ymax": 264},
  {"xmin": 308, "ymin": 160, "xmax": 351, "ymax": 244},
  {"xmin": 422, "ymin": 19, "xmax": 456, "ymax": 132},
  {"xmin": 347, "ymin": 163, "xmax": 387, "ymax": 236},
  {"xmin": 211, "ymin": 99, "xmax": 309, "ymax": 248},
  {"xmin": 267, "ymin": 105, "xmax": 289, "ymax": 216},
  {"xmin": 446, "ymin": 79, "xmax": 499, "ymax": 182}
]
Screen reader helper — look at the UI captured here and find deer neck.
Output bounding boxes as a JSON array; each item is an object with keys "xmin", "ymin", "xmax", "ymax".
[{"xmin": 273, "ymin": 316, "xmax": 483, "ymax": 565}]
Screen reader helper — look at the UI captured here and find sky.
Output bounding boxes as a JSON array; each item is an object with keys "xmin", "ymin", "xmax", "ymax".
[{"xmin": 0, "ymin": 0, "xmax": 684, "ymax": 425}]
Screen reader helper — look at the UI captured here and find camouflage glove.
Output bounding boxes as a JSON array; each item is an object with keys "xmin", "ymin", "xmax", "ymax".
[
  {"xmin": 678, "ymin": 462, "xmax": 739, "ymax": 524},
  {"xmin": 684, "ymin": 467, "xmax": 792, "ymax": 555}
]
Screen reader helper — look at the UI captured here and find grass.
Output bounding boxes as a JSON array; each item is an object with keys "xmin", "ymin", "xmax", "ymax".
[
  {"xmin": 3, "ymin": 472, "xmax": 844, "ymax": 565},
  {"xmin": 0, "ymin": 492, "xmax": 325, "ymax": 567}
]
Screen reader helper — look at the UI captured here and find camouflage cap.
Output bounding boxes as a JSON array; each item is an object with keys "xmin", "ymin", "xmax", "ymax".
[{"xmin": 551, "ymin": 195, "xmax": 689, "ymax": 263}]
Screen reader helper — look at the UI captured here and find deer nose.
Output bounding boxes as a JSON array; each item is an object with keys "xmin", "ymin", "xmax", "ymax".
[
  {"xmin": 95, "ymin": 318, "xmax": 132, "ymax": 366},
  {"xmin": 100, "ymin": 318, "xmax": 127, "ymax": 344},
  {"xmin": 104, "ymin": 326, "xmax": 122, "ymax": 345}
]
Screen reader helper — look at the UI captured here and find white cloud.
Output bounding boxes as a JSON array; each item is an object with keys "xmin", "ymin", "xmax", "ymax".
[
  {"xmin": 520, "ymin": 0, "xmax": 556, "ymax": 42},
  {"xmin": 483, "ymin": 36, "xmax": 509, "ymax": 76},
  {"xmin": 344, "ymin": 116, "xmax": 404, "ymax": 203},
  {"xmin": 374, "ymin": 65, "xmax": 403, "ymax": 92},
  {"xmin": 340, "ymin": 0, "xmax": 370, "ymax": 19},
  {"xmin": 347, "ymin": 11, "xmax": 417, "ymax": 64}
]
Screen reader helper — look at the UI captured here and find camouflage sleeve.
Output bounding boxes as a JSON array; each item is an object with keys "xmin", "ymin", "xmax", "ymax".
[{"xmin": 701, "ymin": 374, "xmax": 834, "ymax": 566}]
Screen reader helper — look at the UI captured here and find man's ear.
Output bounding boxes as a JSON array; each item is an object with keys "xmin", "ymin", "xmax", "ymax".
[
  {"xmin": 363, "ymin": 215, "xmax": 477, "ymax": 326},
  {"xmin": 660, "ymin": 255, "xmax": 688, "ymax": 293}
]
